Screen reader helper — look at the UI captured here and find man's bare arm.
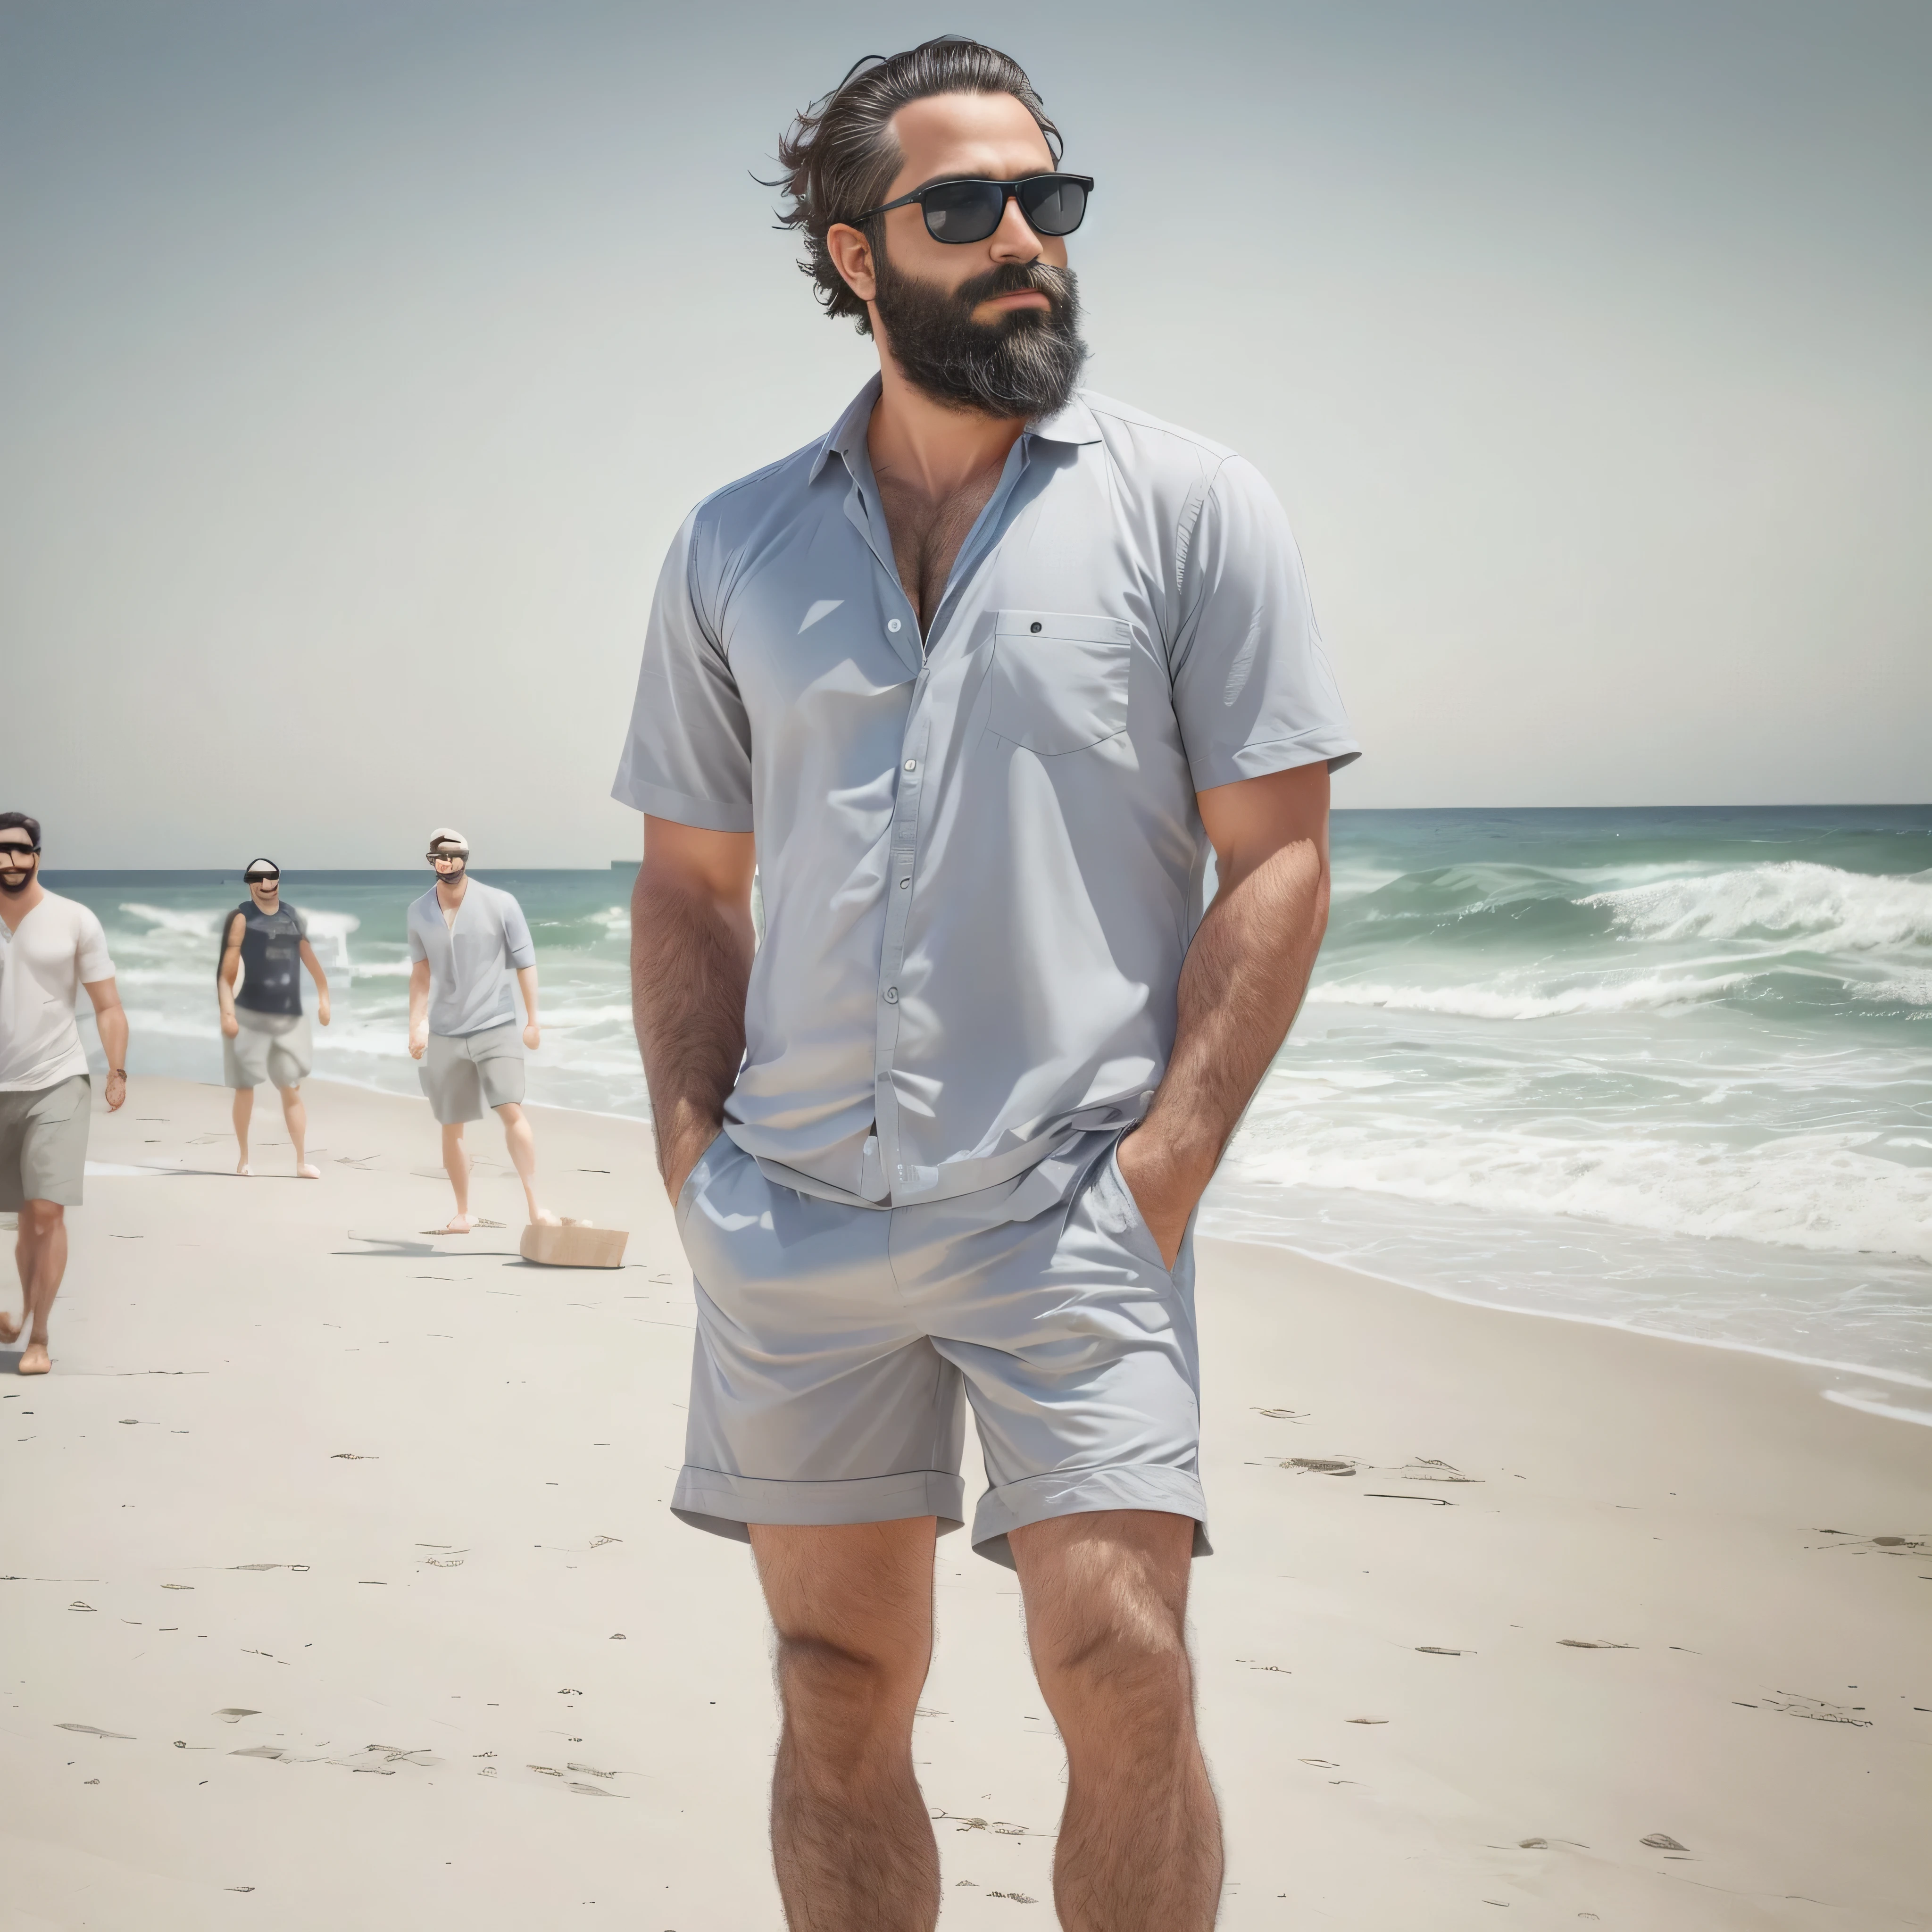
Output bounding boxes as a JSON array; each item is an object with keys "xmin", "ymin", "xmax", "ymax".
[
  {"xmin": 631, "ymin": 816, "xmax": 758, "ymax": 1200},
  {"xmin": 84, "ymin": 978, "xmax": 129, "ymax": 1113},
  {"xmin": 218, "ymin": 915, "xmax": 245, "ymax": 1036},
  {"xmin": 408, "ymin": 958, "xmax": 431, "ymax": 1059},
  {"xmin": 515, "ymin": 965, "xmax": 541, "ymax": 1049},
  {"xmin": 1116, "ymin": 761, "xmax": 1332, "ymax": 1265},
  {"xmin": 298, "ymin": 936, "xmax": 331, "ymax": 1026}
]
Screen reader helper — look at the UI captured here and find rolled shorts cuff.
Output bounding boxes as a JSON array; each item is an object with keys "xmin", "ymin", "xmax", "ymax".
[
  {"xmin": 670, "ymin": 1466, "xmax": 966, "ymax": 1544},
  {"xmin": 971, "ymin": 1465, "xmax": 1213, "ymax": 1571}
]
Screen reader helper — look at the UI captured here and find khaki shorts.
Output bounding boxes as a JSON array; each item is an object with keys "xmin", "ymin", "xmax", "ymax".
[
  {"xmin": 419, "ymin": 1024, "xmax": 525, "ymax": 1125},
  {"xmin": 672, "ymin": 1128, "xmax": 1208, "ymax": 1570},
  {"xmin": 223, "ymin": 1014, "xmax": 314, "ymax": 1090},
  {"xmin": 0, "ymin": 1075, "xmax": 92, "ymax": 1210}
]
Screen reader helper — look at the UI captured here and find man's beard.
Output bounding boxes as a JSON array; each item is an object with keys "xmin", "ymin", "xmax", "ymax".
[
  {"xmin": 0, "ymin": 867, "xmax": 33, "ymax": 896},
  {"xmin": 872, "ymin": 249, "xmax": 1088, "ymax": 420}
]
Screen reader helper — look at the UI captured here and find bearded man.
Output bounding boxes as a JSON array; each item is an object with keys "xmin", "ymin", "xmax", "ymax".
[
  {"xmin": 0, "ymin": 812, "xmax": 128, "ymax": 1376},
  {"xmin": 616, "ymin": 38, "xmax": 1357, "ymax": 1931}
]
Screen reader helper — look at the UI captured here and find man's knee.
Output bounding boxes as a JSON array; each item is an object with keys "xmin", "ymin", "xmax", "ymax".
[
  {"xmin": 1035, "ymin": 1598, "xmax": 1191, "ymax": 1717},
  {"xmin": 1017, "ymin": 1516, "xmax": 1197, "ymax": 1728},
  {"xmin": 778, "ymin": 1627, "xmax": 925, "ymax": 1715},
  {"xmin": 21, "ymin": 1200, "xmax": 65, "ymax": 1238},
  {"xmin": 494, "ymin": 1102, "xmax": 524, "ymax": 1126}
]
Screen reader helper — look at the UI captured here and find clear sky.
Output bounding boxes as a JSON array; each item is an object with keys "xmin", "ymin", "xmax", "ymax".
[{"xmin": 4, "ymin": 0, "xmax": 1927, "ymax": 866}]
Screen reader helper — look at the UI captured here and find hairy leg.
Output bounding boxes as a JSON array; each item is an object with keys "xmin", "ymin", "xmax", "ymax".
[
  {"xmin": 494, "ymin": 1103, "xmax": 555, "ymax": 1225},
  {"xmin": 232, "ymin": 1086, "xmax": 254, "ymax": 1173},
  {"xmin": 14, "ymin": 1200, "xmax": 68, "ymax": 1372},
  {"xmin": 1010, "ymin": 1510, "xmax": 1221, "ymax": 1932},
  {"xmin": 749, "ymin": 1518, "xmax": 941, "ymax": 1932},
  {"xmin": 279, "ymin": 1087, "xmax": 318, "ymax": 1177},
  {"xmin": 440, "ymin": 1122, "xmax": 473, "ymax": 1230}
]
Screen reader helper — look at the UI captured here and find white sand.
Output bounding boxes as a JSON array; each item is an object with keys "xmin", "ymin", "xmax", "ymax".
[{"xmin": 3, "ymin": 1078, "xmax": 1927, "ymax": 1929}]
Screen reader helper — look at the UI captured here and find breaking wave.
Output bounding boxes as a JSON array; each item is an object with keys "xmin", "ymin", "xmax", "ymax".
[{"xmin": 1583, "ymin": 862, "xmax": 1932, "ymax": 952}]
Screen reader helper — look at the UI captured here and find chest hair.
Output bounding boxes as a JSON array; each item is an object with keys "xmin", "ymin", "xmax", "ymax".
[{"xmin": 875, "ymin": 461, "xmax": 1006, "ymax": 640}]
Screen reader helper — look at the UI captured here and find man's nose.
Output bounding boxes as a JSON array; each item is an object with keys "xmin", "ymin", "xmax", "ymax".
[{"xmin": 988, "ymin": 192, "xmax": 1044, "ymax": 259}]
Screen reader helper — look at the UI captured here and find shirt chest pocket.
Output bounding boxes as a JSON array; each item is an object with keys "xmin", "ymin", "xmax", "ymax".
[{"xmin": 986, "ymin": 610, "xmax": 1133, "ymax": 756}]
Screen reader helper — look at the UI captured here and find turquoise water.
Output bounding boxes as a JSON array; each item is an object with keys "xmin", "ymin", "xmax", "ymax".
[{"xmin": 49, "ymin": 805, "xmax": 1932, "ymax": 1397}]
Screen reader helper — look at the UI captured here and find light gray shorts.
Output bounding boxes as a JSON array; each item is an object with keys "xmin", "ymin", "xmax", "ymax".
[
  {"xmin": 223, "ymin": 1013, "xmax": 313, "ymax": 1090},
  {"xmin": 0, "ymin": 1075, "xmax": 92, "ymax": 1210},
  {"xmin": 672, "ymin": 1130, "xmax": 1209, "ymax": 1569},
  {"xmin": 419, "ymin": 1023, "xmax": 525, "ymax": 1124}
]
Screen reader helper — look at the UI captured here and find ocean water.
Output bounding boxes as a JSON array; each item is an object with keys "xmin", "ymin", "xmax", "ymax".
[{"xmin": 47, "ymin": 806, "xmax": 1932, "ymax": 1400}]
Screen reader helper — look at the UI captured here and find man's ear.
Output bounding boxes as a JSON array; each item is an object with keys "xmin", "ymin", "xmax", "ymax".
[{"xmin": 825, "ymin": 222, "xmax": 879, "ymax": 306}]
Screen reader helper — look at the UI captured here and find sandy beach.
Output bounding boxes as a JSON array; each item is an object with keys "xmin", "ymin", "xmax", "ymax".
[{"xmin": 2, "ymin": 1076, "xmax": 1926, "ymax": 1930}]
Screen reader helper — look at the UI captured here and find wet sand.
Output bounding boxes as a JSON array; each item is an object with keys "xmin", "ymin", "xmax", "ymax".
[{"xmin": 3, "ymin": 1077, "xmax": 1926, "ymax": 1929}]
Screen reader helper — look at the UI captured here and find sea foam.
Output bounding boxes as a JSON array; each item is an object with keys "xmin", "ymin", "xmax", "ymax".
[{"xmin": 1583, "ymin": 861, "xmax": 1932, "ymax": 951}]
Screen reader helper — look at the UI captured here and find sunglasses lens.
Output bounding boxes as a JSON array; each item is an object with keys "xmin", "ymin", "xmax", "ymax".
[
  {"xmin": 923, "ymin": 180, "xmax": 1006, "ymax": 243},
  {"xmin": 1019, "ymin": 175, "xmax": 1087, "ymax": 237}
]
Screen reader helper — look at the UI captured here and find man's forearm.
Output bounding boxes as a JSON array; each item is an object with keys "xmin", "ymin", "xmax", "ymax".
[
  {"xmin": 1128, "ymin": 835, "xmax": 1329, "ymax": 1217},
  {"xmin": 631, "ymin": 875, "xmax": 755, "ymax": 1191},
  {"xmin": 97, "ymin": 1004, "xmax": 129, "ymax": 1073},
  {"xmin": 516, "ymin": 966, "xmax": 540, "ymax": 1025}
]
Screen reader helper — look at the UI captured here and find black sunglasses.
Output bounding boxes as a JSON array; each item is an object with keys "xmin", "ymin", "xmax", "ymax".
[
  {"xmin": 859, "ymin": 173, "xmax": 1093, "ymax": 246},
  {"xmin": 0, "ymin": 843, "xmax": 39, "ymax": 860},
  {"xmin": 246, "ymin": 870, "xmax": 280, "ymax": 883}
]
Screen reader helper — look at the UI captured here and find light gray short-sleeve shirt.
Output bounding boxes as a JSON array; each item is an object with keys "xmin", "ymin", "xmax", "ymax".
[
  {"xmin": 614, "ymin": 379, "xmax": 1358, "ymax": 1209},
  {"xmin": 406, "ymin": 881, "xmax": 536, "ymax": 1039}
]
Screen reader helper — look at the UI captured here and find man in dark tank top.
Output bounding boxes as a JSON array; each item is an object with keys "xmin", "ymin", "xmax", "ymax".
[{"xmin": 217, "ymin": 858, "xmax": 331, "ymax": 1176}]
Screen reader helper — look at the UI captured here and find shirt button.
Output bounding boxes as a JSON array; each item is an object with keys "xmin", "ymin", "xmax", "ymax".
[
  {"xmin": 887, "ymin": 618, "xmax": 902, "ymax": 633},
  {"xmin": 903, "ymin": 759, "xmax": 916, "ymax": 771},
  {"xmin": 899, "ymin": 879, "xmax": 909, "ymax": 889},
  {"xmin": 883, "ymin": 986, "xmax": 899, "ymax": 1004}
]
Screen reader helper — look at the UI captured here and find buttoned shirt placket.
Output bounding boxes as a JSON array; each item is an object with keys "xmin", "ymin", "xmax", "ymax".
[{"xmin": 835, "ymin": 427, "xmax": 1038, "ymax": 1205}]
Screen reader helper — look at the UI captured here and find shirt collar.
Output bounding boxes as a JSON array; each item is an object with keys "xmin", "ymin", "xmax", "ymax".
[
  {"xmin": 808, "ymin": 375, "xmax": 884, "ymax": 483},
  {"xmin": 1023, "ymin": 391, "xmax": 1102, "ymax": 447},
  {"xmin": 808, "ymin": 377, "xmax": 1103, "ymax": 483}
]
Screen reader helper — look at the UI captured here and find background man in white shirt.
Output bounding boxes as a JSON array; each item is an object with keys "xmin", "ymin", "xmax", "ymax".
[
  {"xmin": 0, "ymin": 811, "xmax": 128, "ymax": 1375},
  {"xmin": 406, "ymin": 829, "xmax": 557, "ymax": 1233}
]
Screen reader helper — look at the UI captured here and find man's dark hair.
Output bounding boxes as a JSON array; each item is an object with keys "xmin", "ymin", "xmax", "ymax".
[
  {"xmin": 773, "ymin": 38, "xmax": 1063, "ymax": 335},
  {"xmin": 0, "ymin": 811, "xmax": 42, "ymax": 849}
]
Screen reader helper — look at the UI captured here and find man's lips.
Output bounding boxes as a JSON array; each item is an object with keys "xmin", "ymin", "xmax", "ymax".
[{"xmin": 977, "ymin": 290, "xmax": 1051, "ymax": 314}]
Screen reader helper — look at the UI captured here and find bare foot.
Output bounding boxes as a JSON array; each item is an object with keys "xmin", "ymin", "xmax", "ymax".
[
  {"xmin": 236, "ymin": 1162, "xmax": 253, "ymax": 1177},
  {"xmin": 297, "ymin": 1163, "xmax": 321, "ymax": 1180},
  {"xmin": 440, "ymin": 1214, "xmax": 477, "ymax": 1234},
  {"xmin": 18, "ymin": 1341, "xmax": 51, "ymax": 1375},
  {"xmin": 0, "ymin": 1309, "xmax": 20, "ymax": 1345},
  {"xmin": 529, "ymin": 1207, "xmax": 562, "ymax": 1228}
]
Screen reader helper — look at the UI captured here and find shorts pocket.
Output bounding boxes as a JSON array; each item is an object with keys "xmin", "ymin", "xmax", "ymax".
[
  {"xmin": 675, "ymin": 1128, "xmax": 732, "ymax": 1231},
  {"xmin": 1104, "ymin": 1140, "xmax": 1174, "ymax": 1280},
  {"xmin": 987, "ymin": 610, "xmax": 1133, "ymax": 755}
]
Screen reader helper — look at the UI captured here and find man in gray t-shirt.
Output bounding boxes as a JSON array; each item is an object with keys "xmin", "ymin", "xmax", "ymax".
[{"xmin": 406, "ymin": 828, "xmax": 557, "ymax": 1233}]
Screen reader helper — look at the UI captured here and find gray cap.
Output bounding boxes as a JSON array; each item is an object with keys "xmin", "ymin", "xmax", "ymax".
[{"xmin": 427, "ymin": 826, "xmax": 470, "ymax": 855}]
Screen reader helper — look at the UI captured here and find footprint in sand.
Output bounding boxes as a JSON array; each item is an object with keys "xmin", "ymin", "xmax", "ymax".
[
  {"xmin": 1282, "ymin": 1457, "xmax": 1357, "ymax": 1476},
  {"xmin": 1394, "ymin": 1456, "xmax": 1482, "ymax": 1483},
  {"xmin": 1641, "ymin": 1833, "xmax": 1689, "ymax": 1851},
  {"xmin": 1760, "ymin": 1690, "xmax": 1871, "ymax": 1726},
  {"xmin": 1559, "ymin": 1639, "xmax": 1636, "ymax": 1649}
]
